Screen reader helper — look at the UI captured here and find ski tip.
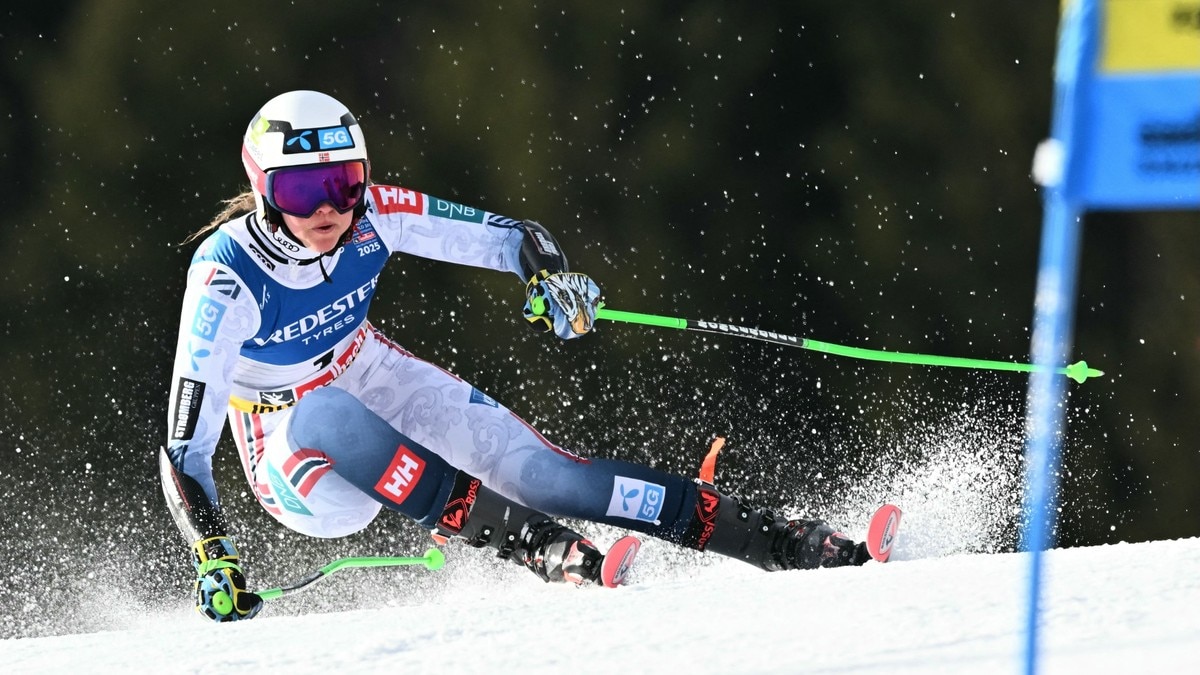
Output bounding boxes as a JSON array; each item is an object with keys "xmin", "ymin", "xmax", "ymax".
[
  {"xmin": 600, "ymin": 535, "xmax": 641, "ymax": 588},
  {"xmin": 866, "ymin": 504, "xmax": 902, "ymax": 563}
]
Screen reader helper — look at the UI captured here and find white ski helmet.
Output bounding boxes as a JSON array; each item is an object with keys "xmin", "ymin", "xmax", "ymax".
[{"xmin": 241, "ymin": 90, "xmax": 370, "ymax": 227}]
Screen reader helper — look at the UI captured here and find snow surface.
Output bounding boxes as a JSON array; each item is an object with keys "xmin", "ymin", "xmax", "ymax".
[
  {"xmin": 3, "ymin": 531, "xmax": 1197, "ymax": 674},
  {"xmin": 4, "ymin": 414, "xmax": 1196, "ymax": 673}
]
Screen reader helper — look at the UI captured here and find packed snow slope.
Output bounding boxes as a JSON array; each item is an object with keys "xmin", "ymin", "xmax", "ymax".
[{"xmin": 3, "ymin": 533, "xmax": 1197, "ymax": 674}]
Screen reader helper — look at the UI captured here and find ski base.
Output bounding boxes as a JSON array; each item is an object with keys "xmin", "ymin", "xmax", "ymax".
[
  {"xmin": 865, "ymin": 504, "xmax": 902, "ymax": 563},
  {"xmin": 600, "ymin": 535, "xmax": 641, "ymax": 587}
]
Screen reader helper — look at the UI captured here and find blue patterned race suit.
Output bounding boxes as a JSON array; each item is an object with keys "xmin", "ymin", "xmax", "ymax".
[{"xmin": 165, "ymin": 184, "xmax": 698, "ymax": 542}]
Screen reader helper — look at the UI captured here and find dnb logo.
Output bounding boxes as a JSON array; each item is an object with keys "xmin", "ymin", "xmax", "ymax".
[
  {"xmin": 606, "ymin": 477, "xmax": 665, "ymax": 525},
  {"xmin": 431, "ymin": 198, "xmax": 484, "ymax": 223}
]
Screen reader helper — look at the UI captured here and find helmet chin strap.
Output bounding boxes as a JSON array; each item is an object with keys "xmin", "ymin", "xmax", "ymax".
[
  {"xmin": 259, "ymin": 204, "xmax": 322, "ymax": 255},
  {"xmin": 257, "ymin": 196, "xmax": 367, "ymax": 283},
  {"xmin": 261, "ymin": 205, "xmax": 358, "ymax": 284},
  {"xmin": 316, "ymin": 253, "xmax": 334, "ymax": 284}
]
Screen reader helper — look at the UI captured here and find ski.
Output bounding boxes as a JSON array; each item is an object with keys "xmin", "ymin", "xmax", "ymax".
[
  {"xmin": 600, "ymin": 535, "xmax": 641, "ymax": 587},
  {"xmin": 865, "ymin": 504, "xmax": 902, "ymax": 563}
]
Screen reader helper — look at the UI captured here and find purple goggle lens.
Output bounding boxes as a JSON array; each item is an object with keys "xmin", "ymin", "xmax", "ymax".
[{"xmin": 265, "ymin": 161, "xmax": 367, "ymax": 217}]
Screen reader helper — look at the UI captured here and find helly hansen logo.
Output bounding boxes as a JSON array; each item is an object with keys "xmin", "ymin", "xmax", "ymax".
[
  {"xmin": 606, "ymin": 476, "xmax": 665, "ymax": 525},
  {"xmin": 370, "ymin": 185, "xmax": 424, "ymax": 215},
  {"xmin": 375, "ymin": 445, "xmax": 426, "ymax": 505}
]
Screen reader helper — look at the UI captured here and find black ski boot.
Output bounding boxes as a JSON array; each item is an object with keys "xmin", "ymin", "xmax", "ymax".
[
  {"xmin": 686, "ymin": 486, "xmax": 871, "ymax": 570},
  {"xmin": 433, "ymin": 471, "xmax": 604, "ymax": 584}
]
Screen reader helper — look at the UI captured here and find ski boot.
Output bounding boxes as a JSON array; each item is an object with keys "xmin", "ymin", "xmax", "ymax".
[
  {"xmin": 682, "ymin": 438, "xmax": 870, "ymax": 571},
  {"xmin": 687, "ymin": 486, "xmax": 871, "ymax": 570},
  {"xmin": 433, "ymin": 471, "xmax": 637, "ymax": 586}
]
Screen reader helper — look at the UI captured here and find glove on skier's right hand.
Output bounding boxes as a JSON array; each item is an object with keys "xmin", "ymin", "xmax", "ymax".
[{"xmin": 192, "ymin": 536, "xmax": 262, "ymax": 623}]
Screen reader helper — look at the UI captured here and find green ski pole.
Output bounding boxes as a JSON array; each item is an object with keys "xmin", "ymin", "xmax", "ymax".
[
  {"xmin": 256, "ymin": 548, "xmax": 446, "ymax": 601},
  {"xmin": 595, "ymin": 307, "xmax": 1103, "ymax": 384}
]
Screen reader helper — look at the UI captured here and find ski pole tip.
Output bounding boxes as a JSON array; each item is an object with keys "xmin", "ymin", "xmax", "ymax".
[
  {"xmin": 423, "ymin": 547, "xmax": 446, "ymax": 571},
  {"xmin": 1064, "ymin": 360, "xmax": 1104, "ymax": 384}
]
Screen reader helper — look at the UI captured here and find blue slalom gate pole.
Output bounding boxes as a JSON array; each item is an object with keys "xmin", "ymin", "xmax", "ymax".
[
  {"xmin": 1021, "ymin": 193, "xmax": 1083, "ymax": 675},
  {"xmin": 1024, "ymin": 0, "xmax": 1199, "ymax": 669},
  {"xmin": 1021, "ymin": 1, "xmax": 1094, "ymax": 673}
]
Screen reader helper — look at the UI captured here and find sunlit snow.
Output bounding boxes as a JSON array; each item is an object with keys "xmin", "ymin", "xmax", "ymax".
[{"xmin": 3, "ymin": 535, "xmax": 1196, "ymax": 674}]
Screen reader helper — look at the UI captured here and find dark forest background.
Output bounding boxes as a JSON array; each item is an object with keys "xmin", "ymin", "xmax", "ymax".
[{"xmin": 1, "ymin": 2, "xmax": 1197, "ymax": 638}]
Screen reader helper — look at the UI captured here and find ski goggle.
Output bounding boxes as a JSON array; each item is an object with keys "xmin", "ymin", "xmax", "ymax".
[{"xmin": 264, "ymin": 160, "xmax": 367, "ymax": 217}]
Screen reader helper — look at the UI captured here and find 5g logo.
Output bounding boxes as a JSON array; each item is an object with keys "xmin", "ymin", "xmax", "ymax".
[
  {"xmin": 191, "ymin": 297, "xmax": 226, "ymax": 341},
  {"xmin": 319, "ymin": 127, "xmax": 352, "ymax": 149},
  {"xmin": 638, "ymin": 485, "xmax": 663, "ymax": 521}
]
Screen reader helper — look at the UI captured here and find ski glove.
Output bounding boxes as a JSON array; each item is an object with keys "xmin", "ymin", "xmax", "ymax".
[
  {"xmin": 192, "ymin": 536, "xmax": 263, "ymax": 623},
  {"xmin": 523, "ymin": 271, "xmax": 601, "ymax": 340}
]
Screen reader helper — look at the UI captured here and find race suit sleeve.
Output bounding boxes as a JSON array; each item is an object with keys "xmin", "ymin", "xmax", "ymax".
[
  {"xmin": 161, "ymin": 260, "xmax": 260, "ymax": 543},
  {"xmin": 364, "ymin": 185, "xmax": 535, "ymax": 279}
]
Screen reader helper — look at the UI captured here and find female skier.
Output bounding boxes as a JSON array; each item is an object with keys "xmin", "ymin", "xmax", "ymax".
[{"xmin": 162, "ymin": 90, "xmax": 874, "ymax": 623}]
